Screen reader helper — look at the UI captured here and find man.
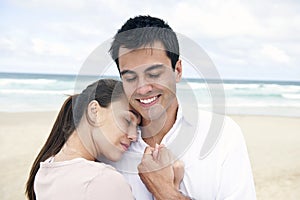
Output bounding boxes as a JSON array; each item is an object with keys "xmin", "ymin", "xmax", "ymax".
[{"xmin": 102, "ymin": 15, "xmax": 256, "ymax": 200}]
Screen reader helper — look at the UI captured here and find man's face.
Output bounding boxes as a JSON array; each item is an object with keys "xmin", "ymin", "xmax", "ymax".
[{"xmin": 118, "ymin": 42, "xmax": 182, "ymax": 122}]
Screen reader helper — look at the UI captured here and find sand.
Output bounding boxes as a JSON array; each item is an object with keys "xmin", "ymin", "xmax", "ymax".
[
  {"xmin": 231, "ymin": 115, "xmax": 300, "ymax": 200},
  {"xmin": 0, "ymin": 111, "xmax": 299, "ymax": 200}
]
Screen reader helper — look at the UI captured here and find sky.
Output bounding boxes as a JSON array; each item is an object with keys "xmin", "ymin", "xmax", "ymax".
[{"xmin": 0, "ymin": 0, "xmax": 299, "ymax": 81}]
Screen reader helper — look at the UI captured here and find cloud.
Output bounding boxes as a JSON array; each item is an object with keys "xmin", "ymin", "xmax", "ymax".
[
  {"xmin": 167, "ymin": 0, "xmax": 300, "ymax": 41},
  {"xmin": 10, "ymin": 0, "xmax": 86, "ymax": 11},
  {"xmin": 260, "ymin": 44, "xmax": 291, "ymax": 63},
  {"xmin": 31, "ymin": 38, "xmax": 70, "ymax": 56},
  {"xmin": 168, "ymin": 1, "xmax": 262, "ymax": 39},
  {"xmin": 1, "ymin": 0, "xmax": 299, "ymax": 80},
  {"xmin": 0, "ymin": 37, "xmax": 16, "ymax": 51}
]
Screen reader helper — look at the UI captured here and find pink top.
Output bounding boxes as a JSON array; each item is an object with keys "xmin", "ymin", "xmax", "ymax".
[{"xmin": 34, "ymin": 157, "xmax": 134, "ymax": 200}]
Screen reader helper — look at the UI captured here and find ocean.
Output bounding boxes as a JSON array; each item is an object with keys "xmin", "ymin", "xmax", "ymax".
[{"xmin": 1, "ymin": 72, "xmax": 300, "ymax": 117}]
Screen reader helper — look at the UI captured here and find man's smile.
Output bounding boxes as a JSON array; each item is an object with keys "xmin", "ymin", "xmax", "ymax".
[{"xmin": 136, "ymin": 95, "xmax": 161, "ymax": 106}]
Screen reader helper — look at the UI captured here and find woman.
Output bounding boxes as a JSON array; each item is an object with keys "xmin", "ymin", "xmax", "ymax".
[{"xmin": 26, "ymin": 79, "xmax": 140, "ymax": 200}]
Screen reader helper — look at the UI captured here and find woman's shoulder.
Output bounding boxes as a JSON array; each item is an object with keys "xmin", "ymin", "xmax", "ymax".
[
  {"xmin": 77, "ymin": 159, "xmax": 129, "ymax": 188},
  {"xmin": 84, "ymin": 160, "xmax": 134, "ymax": 199},
  {"xmin": 81, "ymin": 159, "xmax": 117, "ymax": 172},
  {"xmin": 49, "ymin": 158, "xmax": 121, "ymax": 181}
]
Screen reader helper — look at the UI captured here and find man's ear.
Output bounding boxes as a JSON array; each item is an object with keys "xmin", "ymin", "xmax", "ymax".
[
  {"xmin": 87, "ymin": 100, "xmax": 101, "ymax": 124},
  {"xmin": 175, "ymin": 59, "xmax": 182, "ymax": 82}
]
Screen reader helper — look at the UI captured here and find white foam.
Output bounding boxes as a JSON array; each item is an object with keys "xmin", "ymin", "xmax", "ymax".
[
  {"xmin": 0, "ymin": 78, "xmax": 57, "ymax": 86},
  {"xmin": 0, "ymin": 89, "xmax": 74, "ymax": 95}
]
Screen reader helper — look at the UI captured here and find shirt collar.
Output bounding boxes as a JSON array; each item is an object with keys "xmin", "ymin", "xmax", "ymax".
[{"xmin": 134, "ymin": 102, "xmax": 196, "ymax": 147}]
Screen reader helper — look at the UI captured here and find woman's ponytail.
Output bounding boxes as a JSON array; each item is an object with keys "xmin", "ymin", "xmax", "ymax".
[{"xmin": 25, "ymin": 95, "xmax": 77, "ymax": 200}]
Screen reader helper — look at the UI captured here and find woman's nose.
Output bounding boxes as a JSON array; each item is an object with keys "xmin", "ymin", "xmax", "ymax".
[
  {"xmin": 127, "ymin": 128, "xmax": 138, "ymax": 142},
  {"xmin": 127, "ymin": 134, "xmax": 137, "ymax": 142}
]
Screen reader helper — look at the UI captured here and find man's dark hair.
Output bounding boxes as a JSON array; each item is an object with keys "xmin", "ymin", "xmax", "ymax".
[{"xmin": 110, "ymin": 15, "xmax": 180, "ymax": 71}]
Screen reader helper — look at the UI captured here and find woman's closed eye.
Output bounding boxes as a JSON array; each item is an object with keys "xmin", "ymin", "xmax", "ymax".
[
  {"xmin": 124, "ymin": 112, "xmax": 137, "ymax": 127},
  {"xmin": 125, "ymin": 117, "xmax": 131, "ymax": 126}
]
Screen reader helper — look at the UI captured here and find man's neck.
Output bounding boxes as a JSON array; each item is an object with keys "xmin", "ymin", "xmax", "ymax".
[{"xmin": 141, "ymin": 100, "xmax": 179, "ymax": 147}]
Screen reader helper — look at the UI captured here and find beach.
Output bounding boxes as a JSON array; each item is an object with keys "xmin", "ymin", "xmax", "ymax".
[
  {"xmin": 232, "ymin": 115, "xmax": 300, "ymax": 200},
  {"xmin": 0, "ymin": 111, "xmax": 299, "ymax": 200}
]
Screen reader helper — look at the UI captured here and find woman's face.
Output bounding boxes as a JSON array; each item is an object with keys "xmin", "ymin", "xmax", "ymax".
[{"xmin": 96, "ymin": 96, "xmax": 140, "ymax": 161}]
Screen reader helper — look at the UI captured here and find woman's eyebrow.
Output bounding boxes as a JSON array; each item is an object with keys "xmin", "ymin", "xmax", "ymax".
[
  {"xmin": 129, "ymin": 110, "xmax": 138, "ymax": 118},
  {"xmin": 129, "ymin": 110, "xmax": 141, "ymax": 123}
]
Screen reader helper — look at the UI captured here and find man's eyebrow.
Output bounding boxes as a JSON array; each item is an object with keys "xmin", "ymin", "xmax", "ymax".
[
  {"xmin": 120, "ymin": 70, "xmax": 136, "ymax": 76},
  {"xmin": 120, "ymin": 64, "xmax": 164, "ymax": 76},
  {"xmin": 144, "ymin": 64, "xmax": 164, "ymax": 72}
]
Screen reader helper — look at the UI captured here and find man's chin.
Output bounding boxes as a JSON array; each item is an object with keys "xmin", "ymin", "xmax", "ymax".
[
  {"xmin": 131, "ymin": 103, "xmax": 167, "ymax": 121},
  {"xmin": 141, "ymin": 111, "xmax": 166, "ymax": 124}
]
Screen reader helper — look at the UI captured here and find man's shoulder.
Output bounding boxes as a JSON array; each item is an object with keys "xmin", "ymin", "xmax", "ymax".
[
  {"xmin": 196, "ymin": 110, "xmax": 241, "ymax": 133},
  {"xmin": 184, "ymin": 110, "xmax": 244, "ymax": 159}
]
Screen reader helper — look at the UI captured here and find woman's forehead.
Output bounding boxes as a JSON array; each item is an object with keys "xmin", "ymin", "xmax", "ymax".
[
  {"xmin": 110, "ymin": 97, "xmax": 129, "ymax": 111},
  {"xmin": 110, "ymin": 99, "xmax": 140, "ymax": 121}
]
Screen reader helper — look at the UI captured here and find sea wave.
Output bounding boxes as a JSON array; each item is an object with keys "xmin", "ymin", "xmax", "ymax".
[
  {"xmin": 1, "ymin": 72, "xmax": 300, "ymax": 116},
  {"xmin": 282, "ymin": 93, "xmax": 300, "ymax": 100},
  {"xmin": 224, "ymin": 83, "xmax": 262, "ymax": 90},
  {"xmin": 0, "ymin": 78, "xmax": 57, "ymax": 86},
  {"xmin": 0, "ymin": 89, "xmax": 75, "ymax": 95},
  {"xmin": 179, "ymin": 82, "xmax": 300, "ymax": 92}
]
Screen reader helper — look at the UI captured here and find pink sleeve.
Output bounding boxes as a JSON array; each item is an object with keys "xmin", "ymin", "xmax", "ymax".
[{"xmin": 86, "ymin": 169, "xmax": 134, "ymax": 200}]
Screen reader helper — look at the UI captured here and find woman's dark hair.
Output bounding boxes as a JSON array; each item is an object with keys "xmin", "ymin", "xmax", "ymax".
[
  {"xmin": 110, "ymin": 15, "xmax": 180, "ymax": 71},
  {"xmin": 25, "ymin": 79, "xmax": 124, "ymax": 200}
]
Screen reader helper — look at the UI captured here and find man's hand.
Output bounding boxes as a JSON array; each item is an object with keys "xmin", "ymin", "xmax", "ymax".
[
  {"xmin": 138, "ymin": 146, "xmax": 188, "ymax": 200},
  {"xmin": 173, "ymin": 159, "xmax": 184, "ymax": 190}
]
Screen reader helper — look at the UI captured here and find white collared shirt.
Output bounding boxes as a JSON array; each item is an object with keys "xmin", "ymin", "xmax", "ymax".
[{"xmin": 101, "ymin": 105, "xmax": 256, "ymax": 200}]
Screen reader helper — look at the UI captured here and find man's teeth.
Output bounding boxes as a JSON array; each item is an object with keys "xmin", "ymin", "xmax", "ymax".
[{"xmin": 140, "ymin": 96, "xmax": 157, "ymax": 104}]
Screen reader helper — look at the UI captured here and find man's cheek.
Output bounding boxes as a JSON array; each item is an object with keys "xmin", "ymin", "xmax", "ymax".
[{"xmin": 124, "ymin": 86, "xmax": 135, "ymax": 99}]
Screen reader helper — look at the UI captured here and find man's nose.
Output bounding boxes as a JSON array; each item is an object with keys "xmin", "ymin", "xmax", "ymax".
[{"xmin": 136, "ymin": 78, "xmax": 153, "ymax": 95}]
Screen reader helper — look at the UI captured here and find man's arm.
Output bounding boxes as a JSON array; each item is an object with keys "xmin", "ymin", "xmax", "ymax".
[{"xmin": 217, "ymin": 117, "xmax": 256, "ymax": 199}]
